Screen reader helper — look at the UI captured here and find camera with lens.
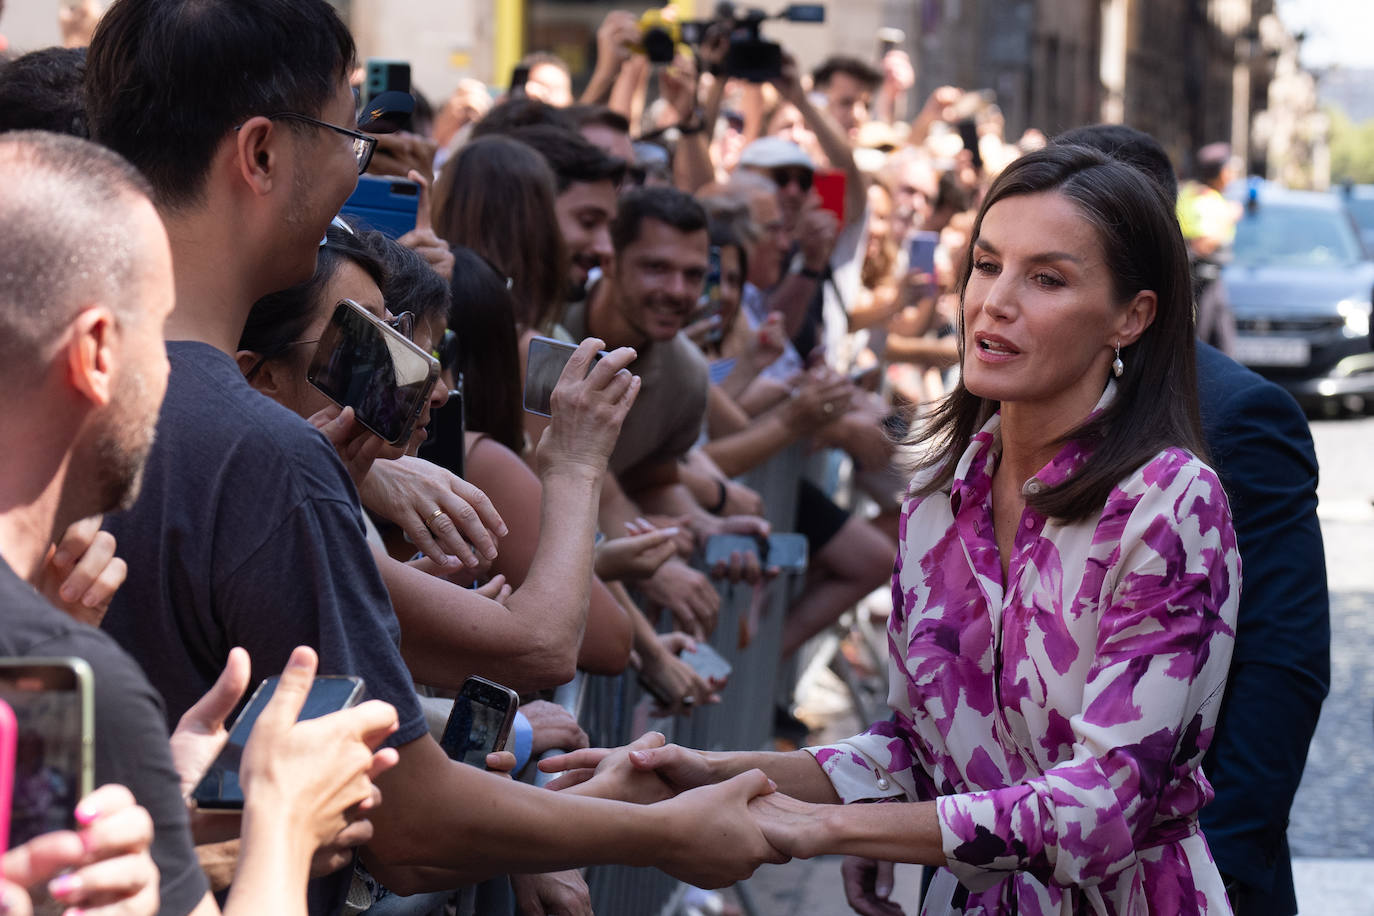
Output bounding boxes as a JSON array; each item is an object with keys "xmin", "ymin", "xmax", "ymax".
[{"xmin": 636, "ymin": 3, "xmax": 825, "ymax": 81}]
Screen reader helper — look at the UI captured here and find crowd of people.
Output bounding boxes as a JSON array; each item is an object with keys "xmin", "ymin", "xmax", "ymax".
[{"xmin": 0, "ymin": 1, "xmax": 1331, "ymax": 915}]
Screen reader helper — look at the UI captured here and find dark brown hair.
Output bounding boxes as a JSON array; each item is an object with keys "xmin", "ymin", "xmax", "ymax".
[
  {"xmin": 433, "ymin": 135, "xmax": 567, "ymax": 333},
  {"xmin": 912, "ymin": 143, "xmax": 1206, "ymax": 520}
]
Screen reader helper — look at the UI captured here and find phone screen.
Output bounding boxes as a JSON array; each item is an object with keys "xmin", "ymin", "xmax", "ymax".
[
  {"xmin": 191, "ymin": 676, "xmax": 364, "ymax": 810},
  {"xmin": 439, "ymin": 677, "xmax": 518, "ymax": 768},
  {"xmin": 0, "ymin": 660, "xmax": 92, "ymax": 846},
  {"xmin": 523, "ymin": 336, "xmax": 604, "ymax": 418},
  {"xmin": 307, "ymin": 299, "xmax": 439, "ymax": 445}
]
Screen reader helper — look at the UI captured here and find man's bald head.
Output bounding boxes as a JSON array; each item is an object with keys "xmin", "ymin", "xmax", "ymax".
[{"xmin": 0, "ymin": 130, "xmax": 157, "ymax": 385}]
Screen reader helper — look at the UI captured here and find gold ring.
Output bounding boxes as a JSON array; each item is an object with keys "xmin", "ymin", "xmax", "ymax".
[{"xmin": 425, "ymin": 507, "xmax": 445, "ymax": 526}]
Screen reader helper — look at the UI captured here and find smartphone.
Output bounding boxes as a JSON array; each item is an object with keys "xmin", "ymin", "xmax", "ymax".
[
  {"xmin": 814, "ymin": 169, "xmax": 847, "ymax": 224},
  {"xmin": 691, "ymin": 246, "xmax": 725, "ymax": 345},
  {"xmin": 416, "ymin": 388, "xmax": 465, "ymax": 480},
  {"xmin": 438, "ymin": 676, "xmax": 519, "ymax": 769},
  {"xmin": 340, "ymin": 175, "xmax": 421, "ymax": 240},
  {"xmin": 0, "ymin": 659, "xmax": 94, "ymax": 846},
  {"xmin": 765, "ymin": 533, "xmax": 808, "ymax": 573},
  {"xmin": 509, "ymin": 64, "xmax": 530, "ymax": 97},
  {"xmin": 957, "ymin": 118, "xmax": 983, "ymax": 171},
  {"xmin": 308, "ymin": 299, "xmax": 440, "ymax": 445},
  {"xmin": 908, "ymin": 230, "xmax": 939, "ymax": 297},
  {"xmin": 704, "ymin": 532, "xmax": 807, "ymax": 572},
  {"xmin": 523, "ymin": 336, "xmax": 606, "ymax": 418},
  {"xmin": 679, "ymin": 641, "xmax": 732, "ymax": 683},
  {"xmin": 0, "ymin": 698, "xmax": 16, "ymax": 854},
  {"xmin": 191, "ymin": 675, "xmax": 366, "ymax": 811},
  {"xmin": 703, "ymin": 533, "xmax": 765, "ymax": 570},
  {"xmin": 364, "ymin": 59, "xmax": 411, "ymax": 108}
]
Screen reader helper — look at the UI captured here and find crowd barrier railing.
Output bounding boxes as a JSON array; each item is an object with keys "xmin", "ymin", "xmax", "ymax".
[{"xmin": 549, "ymin": 443, "xmax": 810, "ymax": 916}]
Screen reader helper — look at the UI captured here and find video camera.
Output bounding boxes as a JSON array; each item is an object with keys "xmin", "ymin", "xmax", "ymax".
[{"xmin": 636, "ymin": 2, "xmax": 825, "ymax": 82}]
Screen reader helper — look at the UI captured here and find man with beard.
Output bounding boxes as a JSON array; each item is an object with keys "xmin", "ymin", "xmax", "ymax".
[
  {"xmin": 499, "ymin": 123, "xmax": 624, "ymax": 301},
  {"xmin": 0, "ymin": 129, "xmax": 409, "ymax": 916},
  {"xmin": 0, "ymin": 128, "xmax": 199, "ymax": 915},
  {"xmin": 560, "ymin": 186, "xmax": 772, "ymax": 637},
  {"xmin": 88, "ymin": 0, "xmax": 784, "ymax": 908}
]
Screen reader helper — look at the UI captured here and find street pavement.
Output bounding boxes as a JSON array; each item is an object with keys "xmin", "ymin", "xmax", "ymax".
[
  {"xmin": 1288, "ymin": 415, "xmax": 1374, "ymax": 916},
  {"xmin": 733, "ymin": 415, "xmax": 1374, "ymax": 916}
]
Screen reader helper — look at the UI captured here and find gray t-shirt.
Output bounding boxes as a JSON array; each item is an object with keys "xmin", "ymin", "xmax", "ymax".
[{"xmin": 562, "ymin": 291, "xmax": 709, "ymax": 479}]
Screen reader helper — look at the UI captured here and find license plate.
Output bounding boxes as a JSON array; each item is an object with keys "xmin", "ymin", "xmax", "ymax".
[{"xmin": 1233, "ymin": 336, "xmax": 1310, "ymax": 367}]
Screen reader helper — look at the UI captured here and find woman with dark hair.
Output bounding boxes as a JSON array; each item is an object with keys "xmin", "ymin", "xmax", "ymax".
[
  {"xmin": 447, "ymin": 246, "xmax": 526, "ymax": 455},
  {"xmin": 237, "ymin": 221, "xmax": 637, "ymax": 690},
  {"xmin": 546, "ymin": 144, "xmax": 1241, "ymax": 914},
  {"xmin": 433, "ymin": 135, "xmax": 568, "ymax": 335}
]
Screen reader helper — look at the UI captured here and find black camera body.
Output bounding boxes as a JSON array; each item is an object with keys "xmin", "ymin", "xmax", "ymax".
[{"xmin": 679, "ymin": 3, "xmax": 825, "ymax": 83}]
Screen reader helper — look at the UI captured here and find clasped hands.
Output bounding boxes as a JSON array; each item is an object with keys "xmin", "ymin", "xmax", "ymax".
[{"xmin": 539, "ymin": 732, "xmax": 821, "ymax": 864}]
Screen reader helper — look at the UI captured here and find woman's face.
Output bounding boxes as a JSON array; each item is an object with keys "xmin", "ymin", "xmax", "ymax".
[
  {"xmin": 265, "ymin": 259, "xmax": 442, "ymax": 459},
  {"xmin": 961, "ymin": 190, "xmax": 1147, "ymax": 420}
]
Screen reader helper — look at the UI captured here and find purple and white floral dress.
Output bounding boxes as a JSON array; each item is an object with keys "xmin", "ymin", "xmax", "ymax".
[{"xmin": 809, "ymin": 404, "xmax": 1240, "ymax": 915}]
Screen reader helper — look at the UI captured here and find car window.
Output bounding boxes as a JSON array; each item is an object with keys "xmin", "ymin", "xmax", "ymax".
[
  {"xmin": 1346, "ymin": 198, "xmax": 1374, "ymax": 234},
  {"xmin": 1232, "ymin": 203, "xmax": 1364, "ymax": 268}
]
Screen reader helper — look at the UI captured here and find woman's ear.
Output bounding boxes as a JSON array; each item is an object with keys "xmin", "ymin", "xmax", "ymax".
[
  {"xmin": 1115, "ymin": 290, "xmax": 1158, "ymax": 348},
  {"xmin": 235, "ymin": 349, "xmax": 287, "ymax": 399}
]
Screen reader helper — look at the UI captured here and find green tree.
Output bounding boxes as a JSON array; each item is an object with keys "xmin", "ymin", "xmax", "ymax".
[{"xmin": 1329, "ymin": 106, "xmax": 1374, "ymax": 184}]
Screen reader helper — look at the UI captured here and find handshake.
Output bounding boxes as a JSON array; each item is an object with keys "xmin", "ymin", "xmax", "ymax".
[{"xmin": 539, "ymin": 732, "xmax": 826, "ymax": 883}]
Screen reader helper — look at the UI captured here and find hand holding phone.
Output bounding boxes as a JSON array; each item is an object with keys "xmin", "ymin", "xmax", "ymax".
[
  {"xmin": 307, "ymin": 298, "xmax": 440, "ymax": 445},
  {"xmin": 191, "ymin": 669, "xmax": 368, "ymax": 811},
  {"xmin": 229, "ymin": 649, "xmax": 398, "ymax": 855},
  {"xmin": 524, "ymin": 337, "xmax": 603, "ymax": 418},
  {"xmin": 0, "ymin": 659, "xmax": 94, "ymax": 846},
  {"xmin": 439, "ymin": 676, "xmax": 519, "ymax": 768}
]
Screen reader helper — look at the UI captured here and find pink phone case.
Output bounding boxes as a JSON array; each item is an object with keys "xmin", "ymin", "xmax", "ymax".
[{"xmin": 0, "ymin": 698, "xmax": 16, "ymax": 858}]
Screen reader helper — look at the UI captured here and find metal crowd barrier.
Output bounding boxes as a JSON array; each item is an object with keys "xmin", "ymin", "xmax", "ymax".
[{"xmin": 558, "ymin": 444, "xmax": 810, "ymax": 916}]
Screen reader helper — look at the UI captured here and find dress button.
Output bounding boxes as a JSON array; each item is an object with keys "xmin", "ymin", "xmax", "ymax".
[
  {"xmin": 1022, "ymin": 479, "xmax": 1044, "ymax": 496},
  {"xmin": 876, "ymin": 776, "xmax": 890, "ymax": 790},
  {"xmin": 1023, "ymin": 517, "xmax": 1035, "ymax": 530}
]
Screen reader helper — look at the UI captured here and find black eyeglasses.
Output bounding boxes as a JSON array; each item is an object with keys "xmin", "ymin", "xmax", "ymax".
[
  {"xmin": 244, "ymin": 112, "xmax": 377, "ymax": 175},
  {"xmin": 770, "ymin": 167, "xmax": 813, "ymax": 192}
]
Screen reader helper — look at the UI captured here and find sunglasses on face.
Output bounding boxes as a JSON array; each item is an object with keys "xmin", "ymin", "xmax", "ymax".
[{"xmin": 770, "ymin": 168, "xmax": 813, "ymax": 192}]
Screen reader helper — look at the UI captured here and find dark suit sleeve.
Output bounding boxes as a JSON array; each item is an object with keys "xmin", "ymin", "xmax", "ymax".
[{"xmin": 1198, "ymin": 375, "xmax": 1330, "ymax": 902}]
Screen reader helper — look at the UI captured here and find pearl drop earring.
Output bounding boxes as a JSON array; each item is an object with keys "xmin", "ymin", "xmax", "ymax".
[{"xmin": 1112, "ymin": 341, "xmax": 1124, "ymax": 378}]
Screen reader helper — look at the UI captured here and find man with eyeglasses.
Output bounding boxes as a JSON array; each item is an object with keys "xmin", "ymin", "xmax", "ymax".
[{"xmin": 86, "ymin": 2, "xmax": 785, "ymax": 913}]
